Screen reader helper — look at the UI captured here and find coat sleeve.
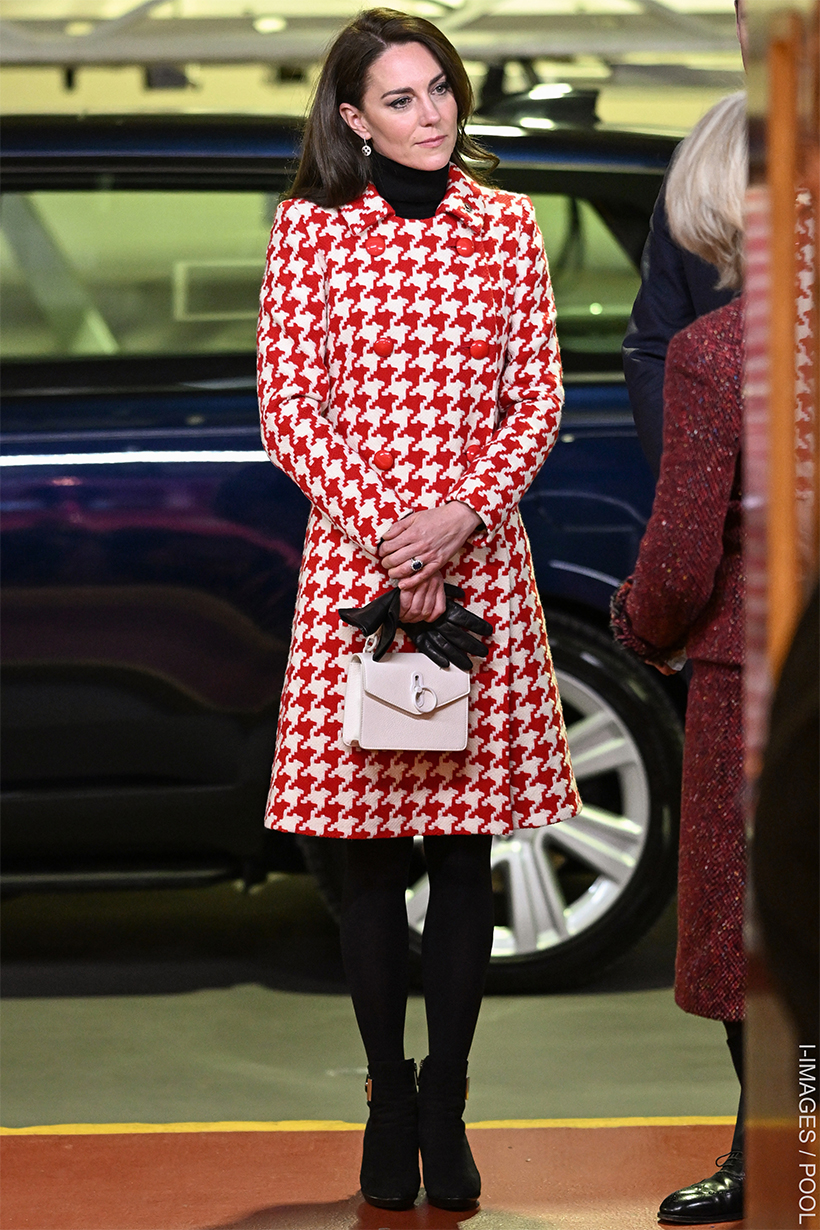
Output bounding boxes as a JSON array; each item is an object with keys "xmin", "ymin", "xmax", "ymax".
[
  {"xmin": 448, "ymin": 196, "xmax": 563, "ymax": 537},
  {"xmin": 257, "ymin": 199, "xmax": 411, "ymax": 560},
  {"xmin": 614, "ymin": 326, "xmax": 741, "ymax": 655}
]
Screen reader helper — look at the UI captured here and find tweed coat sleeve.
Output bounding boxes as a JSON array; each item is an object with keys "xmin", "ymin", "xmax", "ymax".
[
  {"xmin": 257, "ymin": 198, "xmax": 411, "ymax": 559},
  {"xmin": 449, "ymin": 196, "xmax": 563, "ymax": 535},
  {"xmin": 611, "ymin": 303, "xmax": 743, "ymax": 660}
]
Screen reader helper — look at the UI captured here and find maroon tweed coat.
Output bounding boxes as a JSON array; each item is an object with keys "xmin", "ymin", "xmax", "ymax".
[{"xmin": 611, "ymin": 298, "xmax": 745, "ymax": 1021}]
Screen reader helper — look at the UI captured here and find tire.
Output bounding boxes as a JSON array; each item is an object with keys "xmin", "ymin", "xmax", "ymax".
[{"xmin": 298, "ymin": 611, "xmax": 683, "ymax": 993}]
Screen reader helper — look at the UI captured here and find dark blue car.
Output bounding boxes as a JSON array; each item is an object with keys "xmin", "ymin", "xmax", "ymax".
[{"xmin": 0, "ymin": 114, "xmax": 683, "ymax": 990}]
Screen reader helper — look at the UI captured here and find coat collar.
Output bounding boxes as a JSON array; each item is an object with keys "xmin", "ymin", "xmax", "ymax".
[{"xmin": 338, "ymin": 164, "xmax": 487, "ymax": 235}]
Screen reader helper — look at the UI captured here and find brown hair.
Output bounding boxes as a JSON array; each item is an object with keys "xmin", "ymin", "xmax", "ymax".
[{"xmin": 287, "ymin": 8, "xmax": 498, "ymax": 207}]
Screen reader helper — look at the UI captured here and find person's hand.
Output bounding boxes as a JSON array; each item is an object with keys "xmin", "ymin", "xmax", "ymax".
[
  {"xmin": 651, "ymin": 661, "xmax": 676, "ymax": 676},
  {"xmin": 401, "ymin": 587, "xmax": 494, "ymax": 669},
  {"xmin": 399, "ymin": 571, "xmax": 447, "ymax": 623},
  {"xmin": 379, "ymin": 503, "xmax": 483, "ymax": 591}
]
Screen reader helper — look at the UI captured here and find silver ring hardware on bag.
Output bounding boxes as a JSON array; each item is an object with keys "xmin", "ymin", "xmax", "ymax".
[
  {"xmin": 411, "ymin": 671, "xmax": 438, "ymax": 714},
  {"xmin": 410, "ymin": 557, "xmax": 424, "ymax": 573}
]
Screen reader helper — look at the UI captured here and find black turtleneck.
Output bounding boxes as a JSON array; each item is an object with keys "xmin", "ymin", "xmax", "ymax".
[{"xmin": 371, "ymin": 149, "xmax": 450, "ymax": 219}]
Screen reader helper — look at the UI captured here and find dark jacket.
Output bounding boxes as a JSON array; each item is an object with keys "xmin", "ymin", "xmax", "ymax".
[{"xmin": 622, "ymin": 178, "xmax": 735, "ymax": 477}]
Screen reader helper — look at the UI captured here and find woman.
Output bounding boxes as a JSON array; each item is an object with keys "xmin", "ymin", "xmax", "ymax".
[
  {"xmin": 611, "ymin": 91, "xmax": 747, "ymax": 1227},
  {"xmin": 257, "ymin": 8, "xmax": 580, "ymax": 1213}
]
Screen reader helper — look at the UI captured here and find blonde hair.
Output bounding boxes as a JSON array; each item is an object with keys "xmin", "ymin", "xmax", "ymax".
[{"xmin": 665, "ymin": 91, "xmax": 748, "ymax": 290}]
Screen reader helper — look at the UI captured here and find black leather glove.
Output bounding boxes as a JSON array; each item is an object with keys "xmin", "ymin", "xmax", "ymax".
[
  {"xmin": 338, "ymin": 586, "xmax": 400, "ymax": 661},
  {"xmin": 400, "ymin": 585, "xmax": 493, "ymax": 671},
  {"xmin": 339, "ymin": 584, "xmax": 493, "ymax": 669}
]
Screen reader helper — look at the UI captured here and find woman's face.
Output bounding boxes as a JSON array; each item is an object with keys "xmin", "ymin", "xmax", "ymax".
[{"xmin": 339, "ymin": 41, "xmax": 458, "ymax": 171}]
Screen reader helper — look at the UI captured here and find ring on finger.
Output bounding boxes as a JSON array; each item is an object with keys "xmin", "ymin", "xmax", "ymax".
[{"xmin": 410, "ymin": 557, "xmax": 424, "ymax": 573}]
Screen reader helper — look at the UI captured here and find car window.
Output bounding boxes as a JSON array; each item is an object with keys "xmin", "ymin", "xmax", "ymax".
[
  {"xmin": 1, "ymin": 188, "xmax": 640, "ymax": 366},
  {"xmin": 530, "ymin": 193, "xmax": 641, "ymax": 359},
  {"xmin": 0, "ymin": 190, "xmax": 276, "ymax": 361}
]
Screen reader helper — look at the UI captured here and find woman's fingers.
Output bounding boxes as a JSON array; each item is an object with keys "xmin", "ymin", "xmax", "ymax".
[
  {"xmin": 432, "ymin": 589, "xmax": 447, "ymax": 621},
  {"xmin": 380, "ymin": 512, "xmax": 418, "ymax": 543},
  {"xmin": 395, "ymin": 560, "xmax": 441, "ymax": 592},
  {"xmin": 395, "ymin": 563, "xmax": 440, "ymax": 587},
  {"xmin": 379, "ymin": 504, "xmax": 481, "ymax": 579},
  {"xmin": 400, "ymin": 587, "xmax": 435, "ymax": 622},
  {"xmin": 652, "ymin": 661, "xmax": 676, "ymax": 676},
  {"xmin": 399, "ymin": 574, "xmax": 446, "ymax": 623},
  {"xmin": 424, "ymin": 582, "xmax": 448, "ymax": 622},
  {"xmin": 381, "ymin": 535, "xmax": 442, "ymax": 577},
  {"xmin": 386, "ymin": 552, "xmax": 441, "ymax": 582}
]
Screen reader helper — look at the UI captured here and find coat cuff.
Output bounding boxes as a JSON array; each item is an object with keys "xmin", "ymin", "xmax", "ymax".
[
  {"xmin": 610, "ymin": 578, "xmax": 684, "ymax": 667},
  {"xmin": 448, "ymin": 472, "xmax": 504, "ymax": 538}
]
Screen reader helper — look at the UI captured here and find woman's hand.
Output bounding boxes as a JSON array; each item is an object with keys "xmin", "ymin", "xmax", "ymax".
[
  {"xmin": 399, "ymin": 571, "xmax": 447, "ymax": 623},
  {"xmin": 650, "ymin": 661, "xmax": 676, "ymax": 676},
  {"xmin": 379, "ymin": 502, "xmax": 483, "ymax": 590}
]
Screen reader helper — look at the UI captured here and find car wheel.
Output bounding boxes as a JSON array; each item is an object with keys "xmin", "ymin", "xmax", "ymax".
[{"xmin": 298, "ymin": 611, "xmax": 683, "ymax": 992}]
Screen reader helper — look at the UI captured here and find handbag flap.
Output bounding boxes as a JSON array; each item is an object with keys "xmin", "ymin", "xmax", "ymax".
[{"xmin": 359, "ymin": 653, "xmax": 470, "ymax": 715}]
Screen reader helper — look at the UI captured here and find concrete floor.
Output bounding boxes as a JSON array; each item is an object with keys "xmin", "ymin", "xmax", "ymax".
[{"xmin": 0, "ymin": 874, "xmax": 739, "ymax": 1130}]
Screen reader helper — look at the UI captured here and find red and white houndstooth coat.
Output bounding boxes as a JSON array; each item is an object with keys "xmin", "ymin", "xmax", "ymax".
[{"xmin": 257, "ymin": 164, "xmax": 581, "ymax": 838}]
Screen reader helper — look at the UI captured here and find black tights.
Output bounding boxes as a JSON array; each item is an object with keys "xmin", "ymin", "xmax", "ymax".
[
  {"xmin": 724, "ymin": 1019, "xmax": 744, "ymax": 1155},
  {"xmin": 339, "ymin": 835, "xmax": 494, "ymax": 1067}
]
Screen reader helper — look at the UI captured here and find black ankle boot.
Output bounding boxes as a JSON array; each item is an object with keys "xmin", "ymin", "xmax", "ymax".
[
  {"xmin": 658, "ymin": 1151, "xmax": 744, "ymax": 1224},
  {"xmin": 417, "ymin": 1056, "xmax": 480, "ymax": 1211},
  {"xmin": 359, "ymin": 1058, "xmax": 420, "ymax": 1211}
]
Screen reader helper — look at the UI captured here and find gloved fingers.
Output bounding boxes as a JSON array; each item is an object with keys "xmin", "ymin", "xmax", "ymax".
[
  {"xmin": 438, "ymin": 623, "xmax": 490, "ymax": 658},
  {"xmin": 404, "ymin": 625, "xmax": 452, "ymax": 669},
  {"xmin": 421, "ymin": 627, "xmax": 473, "ymax": 672},
  {"xmin": 372, "ymin": 589, "xmax": 401, "ymax": 660},
  {"xmin": 338, "ymin": 606, "xmax": 372, "ymax": 634},
  {"xmin": 442, "ymin": 600, "xmax": 494, "ymax": 638},
  {"xmin": 338, "ymin": 587, "xmax": 399, "ymax": 637},
  {"xmin": 373, "ymin": 619, "xmax": 394, "ymax": 661},
  {"xmin": 341, "ymin": 585, "xmax": 491, "ymax": 670}
]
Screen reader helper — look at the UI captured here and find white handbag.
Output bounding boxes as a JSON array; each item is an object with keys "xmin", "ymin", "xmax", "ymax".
[{"xmin": 342, "ymin": 651, "xmax": 470, "ymax": 752}]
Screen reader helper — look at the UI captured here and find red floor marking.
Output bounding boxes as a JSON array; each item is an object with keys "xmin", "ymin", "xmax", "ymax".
[{"xmin": 0, "ymin": 1125, "xmax": 744, "ymax": 1230}]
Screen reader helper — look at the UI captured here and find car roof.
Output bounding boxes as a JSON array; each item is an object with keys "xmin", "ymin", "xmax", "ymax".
[{"xmin": 1, "ymin": 112, "xmax": 678, "ymax": 175}]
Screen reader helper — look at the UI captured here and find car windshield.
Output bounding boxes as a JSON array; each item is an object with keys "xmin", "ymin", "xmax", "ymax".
[{"xmin": 0, "ymin": 188, "xmax": 640, "ymax": 366}]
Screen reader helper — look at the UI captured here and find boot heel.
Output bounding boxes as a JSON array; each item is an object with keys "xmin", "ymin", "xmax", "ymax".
[
  {"xmin": 418, "ymin": 1056, "xmax": 480, "ymax": 1211},
  {"xmin": 359, "ymin": 1059, "xmax": 420, "ymax": 1211}
]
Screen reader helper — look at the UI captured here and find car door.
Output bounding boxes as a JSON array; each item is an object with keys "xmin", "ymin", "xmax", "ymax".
[{"xmin": 1, "ymin": 177, "xmax": 306, "ymax": 877}]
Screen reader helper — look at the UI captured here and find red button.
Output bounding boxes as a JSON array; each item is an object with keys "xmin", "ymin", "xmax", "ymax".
[
  {"xmin": 469, "ymin": 340, "xmax": 489, "ymax": 359},
  {"xmin": 365, "ymin": 236, "xmax": 385, "ymax": 256},
  {"xmin": 465, "ymin": 445, "xmax": 481, "ymax": 462},
  {"xmin": 373, "ymin": 450, "xmax": 395, "ymax": 471},
  {"xmin": 374, "ymin": 338, "xmax": 393, "ymax": 358},
  {"xmin": 456, "ymin": 238, "xmax": 475, "ymax": 256}
]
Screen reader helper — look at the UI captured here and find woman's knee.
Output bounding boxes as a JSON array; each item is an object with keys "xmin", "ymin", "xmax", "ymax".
[
  {"xmin": 343, "ymin": 836, "xmax": 415, "ymax": 896},
  {"xmin": 423, "ymin": 834, "xmax": 493, "ymax": 888}
]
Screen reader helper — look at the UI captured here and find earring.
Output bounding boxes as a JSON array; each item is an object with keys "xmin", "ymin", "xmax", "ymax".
[{"xmin": 362, "ymin": 138, "xmax": 372, "ymax": 157}]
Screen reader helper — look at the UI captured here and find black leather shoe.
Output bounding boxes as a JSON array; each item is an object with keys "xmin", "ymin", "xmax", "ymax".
[
  {"xmin": 417, "ymin": 1056, "xmax": 480, "ymax": 1211},
  {"xmin": 360, "ymin": 1059, "xmax": 420, "ymax": 1211},
  {"xmin": 658, "ymin": 1152, "xmax": 744, "ymax": 1224}
]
